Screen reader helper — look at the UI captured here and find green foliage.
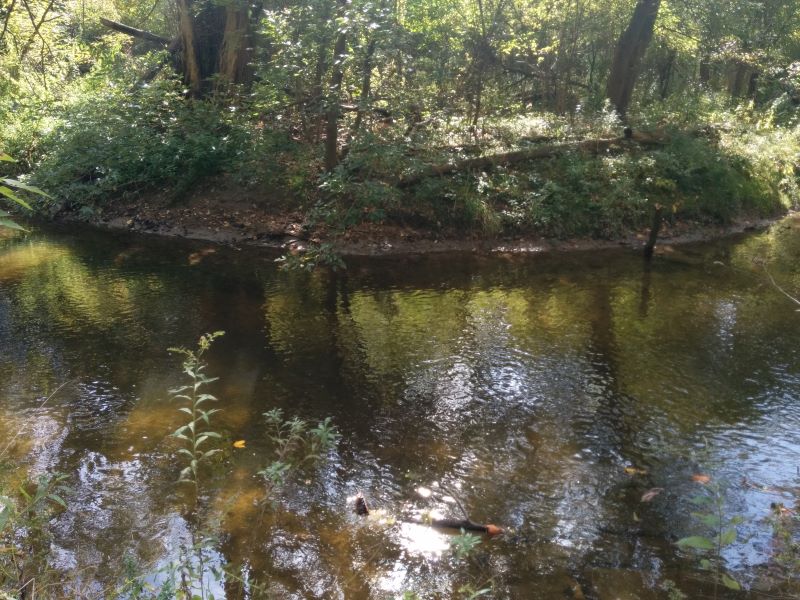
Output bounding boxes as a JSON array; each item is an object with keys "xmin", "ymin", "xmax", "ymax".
[
  {"xmin": 168, "ymin": 331, "xmax": 226, "ymax": 490},
  {"xmin": 450, "ymin": 529, "xmax": 482, "ymax": 560},
  {"xmin": 676, "ymin": 481, "xmax": 744, "ymax": 596},
  {"xmin": 276, "ymin": 242, "xmax": 346, "ymax": 272},
  {"xmin": 0, "ymin": 473, "xmax": 68, "ymax": 593},
  {"xmin": 0, "ymin": 152, "xmax": 51, "ymax": 230},
  {"xmin": 258, "ymin": 408, "xmax": 341, "ymax": 492}
]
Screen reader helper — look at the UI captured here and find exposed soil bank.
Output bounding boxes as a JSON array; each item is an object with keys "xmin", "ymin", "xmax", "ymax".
[{"xmin": 56, "ymin": 188, "xmax": 795, "ymax": 257}]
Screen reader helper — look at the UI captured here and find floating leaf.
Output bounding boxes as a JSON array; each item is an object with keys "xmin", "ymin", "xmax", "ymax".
[
  {"xmin": 233, "ymin": 440, "xmax": 246, "ymax": 448},
  {"xmin": 676, "ymin": 536, "xmax": 715, "ymax": 550},
  {"xmin": 691, "ymin": 474, "xmax": 711, "ymax": 484},
  {"xmin": 624, "ymin": 466, "xmax": 647, "ymax": 475},
  {"xmin": 641, "ymin": 487, "xmax": 664, "ymax": 502}
]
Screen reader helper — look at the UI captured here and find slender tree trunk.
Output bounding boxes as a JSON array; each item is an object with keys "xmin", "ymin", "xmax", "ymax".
[
  {"xmin": 176, "ymin": 0, "xmax": 202, "ymax": 95},
  {"xmin": 0, "ymin": 0, "xmax": 17, "ymax": 46},
  {"xmin": 18, "ymin": 0, "xmax": 55, "ymax": 64},
  {"xmin": 216, "ymin": 2, "xmax": 251, "ymax": 90},
  {"xmin": 605, "ymin": 0, "xmax": 661, "ymax": 117},
  {"xmin": 324, "ymin": 0, "xmax": 348, "ymax": 171},
  {"xmin": 352, "ymin": 36, "xmax": 377, "ymax": 136}
]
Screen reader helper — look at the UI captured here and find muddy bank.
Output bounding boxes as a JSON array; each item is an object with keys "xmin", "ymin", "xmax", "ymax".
[{"xmin": 59, "ymin": 190, "xmax": 794, "ymax": 257}]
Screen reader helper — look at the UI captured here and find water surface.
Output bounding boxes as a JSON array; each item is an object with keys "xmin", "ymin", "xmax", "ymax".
[{"xmin": 0, "ymin": 220, "xmax": 799, "ymax": 598}]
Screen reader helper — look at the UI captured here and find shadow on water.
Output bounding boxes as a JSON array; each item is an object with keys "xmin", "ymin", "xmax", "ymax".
[{"xmin": 0, "ymin": 220, "xmax": 799, "ymax": 597}]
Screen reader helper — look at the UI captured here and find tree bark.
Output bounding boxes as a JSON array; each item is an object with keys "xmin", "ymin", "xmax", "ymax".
[
  {"xmin": 605, "ymin": 0, "xmax": 661, "ymax": 117},
  {"xmin": 176, "ymin": 0, "xmax": 202, "ymax": 95},
  {"xmin": 99, "ymin": 17, "xmax": 170, "ymax": 45},
  {"xmin": 324, "ymin": 0, "xmax": 348, "ymax": 171},
  {"xmin": 174, "ymin": 0, "xmax": 255, "ymax": 96},
  {"xmin": 216, "ymin": 0, "xmax": 256, "ymax": 92}
]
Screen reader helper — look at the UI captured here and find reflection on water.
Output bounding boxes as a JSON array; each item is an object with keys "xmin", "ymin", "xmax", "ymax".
[{"xmin": 0, "ymin": 220, "xmax": 799, "ymax": 597}]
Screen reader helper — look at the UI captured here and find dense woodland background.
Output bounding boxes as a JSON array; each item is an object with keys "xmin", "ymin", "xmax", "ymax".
[{"xmin": 1, "ymin": 0, "xmax": 799, "ymax": 238}]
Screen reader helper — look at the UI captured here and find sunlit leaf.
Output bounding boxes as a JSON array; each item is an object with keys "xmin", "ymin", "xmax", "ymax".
[
  {"xmin": 233, "ymin": 440, "xmax": 246, "ymax": 448},
  {"xmin": 721, "ymin": 574, "xmax": 741, "ymax": 590},
  {"xmin": 0, "ymin": 218, "xmax": 26, "ymax": 231},
  {"xmin": 676, "ymin": 536, "xmax": 715, "ymax": 550},
  {"xmin": 0, "ymin": 186, "xmax": 32, "ymax": 210},
  {"xmin": 2, "ymin": 179, "xmax": 51, "ymax": 198},
  {"xmin": 0, "ymin": 153, "xmax": 15, "ymax": 162},
  {"xmin": 624, "ymin": 466, "xmax": 647, "ymax": 475}
]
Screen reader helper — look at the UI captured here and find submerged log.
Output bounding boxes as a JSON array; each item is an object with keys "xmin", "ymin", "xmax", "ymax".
[
  {"xmin": 422, "ymin": 518, "xmax": 503, "ymax": 536},
  {"xmin": 397, "ymin": 131, "xmax": 667, "ymax": 188},
  {"xmin": 353, "ymin": 494, "xmax": 503, "ymax": 536}
]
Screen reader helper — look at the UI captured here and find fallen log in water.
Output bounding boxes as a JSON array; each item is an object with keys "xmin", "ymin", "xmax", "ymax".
[{"xmin": 354, "ymin": 492, "xmax": 504, "ymax": 536}]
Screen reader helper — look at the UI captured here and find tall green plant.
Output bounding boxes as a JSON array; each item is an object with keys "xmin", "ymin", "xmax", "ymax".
[
  {"xmin": 676, "ymin": 480, "xmax": 743, "ymax": 596},
  {"xmin": 0, "ymin": 152, "xmax": 49, "ymax": 230},
  {"xmin": 258, "ymin": 409, "xmax": 340, "ymax": 492},
  {"xmin": 168, "ymin": 331, "xmax": 225, "ymax": 491}
]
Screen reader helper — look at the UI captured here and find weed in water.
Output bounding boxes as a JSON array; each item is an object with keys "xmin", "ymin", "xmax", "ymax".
[
  {"xmin": 258, "ymin": 409, "xmax": 341, "ymax": 494},
  {"xmin": 168, "ymin": 331, "xmax": 226, "ymax": 493},
  {"xmin": 676, "ymin": 478, "xmax": 743, "ymax": 596},
  {"xmin": 450, "ymin": 529, "xmax": 483, "ymax": 560}
]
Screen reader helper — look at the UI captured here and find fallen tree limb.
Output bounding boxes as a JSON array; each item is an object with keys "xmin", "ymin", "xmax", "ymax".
[
  {"xmin": 397, "ymin": 131, "xmax": 667, "ymax": 188},
  {"xmin": 99, "ymin": 17, "xmax": 171, "ymax": 46}
]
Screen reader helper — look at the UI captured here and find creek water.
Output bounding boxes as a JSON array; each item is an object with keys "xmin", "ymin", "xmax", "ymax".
[{"xmin": 0, "ymin": 219, "xmax": 799, "ymax": 599}]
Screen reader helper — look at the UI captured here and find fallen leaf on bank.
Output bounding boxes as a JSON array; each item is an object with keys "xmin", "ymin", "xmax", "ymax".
[
  {"xmin": 233, "ymin": 440, "xmax": 246, "ymax": 448},
  {"xmin": 692, "ymin": 474, "xmax": 711, "ymax": 484},
  {"xmin": 641, "ymin": 487, "xmax": 664, "ymax": 502},
  {"xmin": 624, "ymin": 466, "xmax": 647, "ymax": 475}
]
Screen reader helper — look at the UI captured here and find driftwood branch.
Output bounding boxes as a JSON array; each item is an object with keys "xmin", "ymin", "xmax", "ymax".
[
  {"xmin": 99, "ymin": 17, "xmax": 170, "ymax": 46},
  {"xmin": 397, "ymin": 131, "xmax": 667, "ymax": 187}
]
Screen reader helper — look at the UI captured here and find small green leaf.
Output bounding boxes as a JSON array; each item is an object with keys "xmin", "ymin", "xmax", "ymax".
[
  {"xmin": 0, "ymin": 153, "xmax": 16, "ymax": 162},
  {"xmin": 676, "ymin": 536, "xmax": 715, "ymax": 550},
  {"xmin": 694, "ymin": 513, "xmax": 720, "ymax": 528},
  {"xmin": 699, "ymin": 558, "xmax": 712, "ymax": 570},
  {"xmin": 689, "ymin": 494, "xmax": 712, "ymax": 505},
  {"xmin": 48, "ymin": 494, "xmax": 67, "ymax": 508},
  {"xmin": 721, "ymin": 573, "xmax": 741, "ymax": 590},
  {"xmin": 720, "ymin": 528, "xmax": 736, "ymax": 546}
]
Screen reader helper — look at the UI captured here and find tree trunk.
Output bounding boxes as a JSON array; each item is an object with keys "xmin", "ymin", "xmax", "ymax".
[
  {"xmin": 324, "ymin": 0, "xmax": 348, "ymax": 171},
  {"xmin": 351, "ymin": 36, "xmax": 377, "ymax": 136},
  {"xmin": 216, "ymin": 0, "xmax": 255, "ymax": 92},
  {"xmin": 176, "ymin": 0, "xmax": 254, "ymax": 96},
  {"xmin": 605, "ymin": 0, "xmax": 661, "ymax": 117},
  {"xmin": 176, "ymin": 0, "xmax": 202, "ymax": 95}
]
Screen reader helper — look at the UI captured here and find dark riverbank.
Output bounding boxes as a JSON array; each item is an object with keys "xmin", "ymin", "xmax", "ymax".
[{"xmin": 49, "ymin": 188, "xmax": 793, "ymax": 257}]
